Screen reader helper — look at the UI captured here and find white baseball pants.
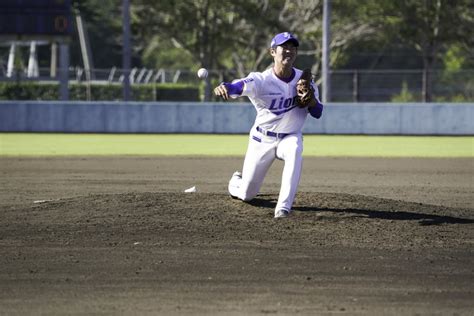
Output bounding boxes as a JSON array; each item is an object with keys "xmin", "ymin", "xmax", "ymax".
[{"xmin": 228, "ymin": 129, "xmax": 303, "ymax": 213}]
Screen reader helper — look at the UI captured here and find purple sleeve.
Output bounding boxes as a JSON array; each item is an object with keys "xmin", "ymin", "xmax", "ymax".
[
  {"xmin": 309, "ymin": 99, "xmax": 323, "ymax": 119},
  {"xmin": 223, "ymin": 81, "xmax": 244, "ymax": 96}
]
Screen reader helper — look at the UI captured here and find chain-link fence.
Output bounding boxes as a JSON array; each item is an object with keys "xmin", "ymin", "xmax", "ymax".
[
  {"xmin": 328, "ymin": 69, "xmax": 474, "ymax": 102},
  {"xmin": 1, "ymin": 67, "xmax": 473, "ymax": 102}
]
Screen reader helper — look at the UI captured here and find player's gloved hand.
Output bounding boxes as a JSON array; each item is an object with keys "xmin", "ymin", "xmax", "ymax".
[{"xmin": 296, "ymin": 69, "xmax": 315, "ymax": 107}]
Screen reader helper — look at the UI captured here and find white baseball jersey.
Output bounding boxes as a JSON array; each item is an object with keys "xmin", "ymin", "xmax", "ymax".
[{"xmin": 230, "ymin": 67, "xmax": 320, "ymax": 133}]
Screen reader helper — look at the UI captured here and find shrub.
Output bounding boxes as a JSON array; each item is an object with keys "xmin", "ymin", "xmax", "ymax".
[
  {"xmin": 391, "ymin": 81, "xmax": 419, "ymax": 102},
  {"xmin": 0, "ymin": 82, "xmax": 199, "ymax": 101}
]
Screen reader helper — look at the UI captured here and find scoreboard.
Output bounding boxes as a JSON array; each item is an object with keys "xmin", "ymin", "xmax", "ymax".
[{"xmin": 0, "ymin": 0, "xmax": 73, "ymax": 40}]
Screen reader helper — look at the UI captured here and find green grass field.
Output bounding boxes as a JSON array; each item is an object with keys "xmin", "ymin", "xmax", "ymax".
[{"xmin": 0, "ymin": 133, "xmax": 472, "ymax": 157}]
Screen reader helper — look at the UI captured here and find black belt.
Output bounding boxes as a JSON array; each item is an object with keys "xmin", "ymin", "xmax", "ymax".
[{"xmin": 256, "ymin": 126, "xmax": 289, "ymax": 139}]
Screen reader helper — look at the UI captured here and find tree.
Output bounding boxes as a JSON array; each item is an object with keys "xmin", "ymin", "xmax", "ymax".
[
  {"xmin": 133, "ymin": 0, "xmax": 235, "ymax": 70},
  {"xmin": 374, "ymin": 0, "xmax": 474, "ymax": 102},
  {"xmin": 132, "ymin": 0, "xmax": 376, "ymax": 82},
  {"xmin": 274, "ymin": 0, "xmax": 376, "ymax": 82}
]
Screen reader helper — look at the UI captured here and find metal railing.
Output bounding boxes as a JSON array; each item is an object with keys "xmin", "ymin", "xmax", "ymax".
[{"xmin": 0, "ymin": 66, "xmax": 186, "ymax": 84}]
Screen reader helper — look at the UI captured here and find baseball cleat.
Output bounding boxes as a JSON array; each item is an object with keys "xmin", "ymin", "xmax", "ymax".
[
  {"xmin": 274, "ymin": 209, "xmax": 290, "ymax": 218},
  {"xmin": 228, "ymin": 171, "xmax": 242, "ymax": 199}
]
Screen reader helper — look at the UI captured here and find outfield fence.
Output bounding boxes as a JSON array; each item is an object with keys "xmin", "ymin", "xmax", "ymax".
[{"xmin": 0, "ymin": 101, "xmax": 472, "ymax": 135}]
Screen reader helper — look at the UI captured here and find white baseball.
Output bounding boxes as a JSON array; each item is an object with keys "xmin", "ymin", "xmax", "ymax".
[{"xmin": 197, "ymin": 68, "xmax": 208, "ymax": 79}]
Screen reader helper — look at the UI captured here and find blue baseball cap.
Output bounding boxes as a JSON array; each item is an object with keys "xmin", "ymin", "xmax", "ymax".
[{"xmin": 270, "ymin": 32, "xmax": 299, "ymax": 48}]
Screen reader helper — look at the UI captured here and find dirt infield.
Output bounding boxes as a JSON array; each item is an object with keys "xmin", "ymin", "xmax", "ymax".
[{"xmin": 1, "ymin": 157, "xmax": 473, "ymax": 315}]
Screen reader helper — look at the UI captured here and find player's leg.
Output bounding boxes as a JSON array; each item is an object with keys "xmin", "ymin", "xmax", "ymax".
[
  {"xmin": 228, "ymin": 133, "xmax": 276, "ymax": 201},
  {"xmin": 275, "ymin": 133, "xmax": 303, "ymax": 213}
]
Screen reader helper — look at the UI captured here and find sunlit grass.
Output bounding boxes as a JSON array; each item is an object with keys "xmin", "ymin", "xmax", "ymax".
[{"xmin": 0, "ymin": 133, "xmax": 472, "ymax": 157}]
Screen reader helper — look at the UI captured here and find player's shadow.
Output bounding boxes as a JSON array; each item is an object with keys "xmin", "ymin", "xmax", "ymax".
[
  {"xmin": 249, "ymin": 196, "xmax": 474, "ymax": 226},
  {"xmin": 248, "ymin": 196, "xmax": 277, "ymax": 209},
  {"xmin": 295, "ymin": 206, "xmax": 474, "ymax": 226}
]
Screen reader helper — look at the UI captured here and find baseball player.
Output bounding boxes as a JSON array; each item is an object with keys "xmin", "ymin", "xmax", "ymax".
[{"xmin": 214, "ymin": 32, "xmax": 323, "ymax": 218}]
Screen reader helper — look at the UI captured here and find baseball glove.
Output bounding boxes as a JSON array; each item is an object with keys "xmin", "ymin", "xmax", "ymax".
[{"xmin": 296, "ymin": 69, "xmax": 315, "ymax": 107}]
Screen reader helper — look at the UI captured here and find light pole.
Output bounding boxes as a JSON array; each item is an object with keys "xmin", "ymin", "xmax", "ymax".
[
  {"xmin": 122, "ymin": 0, "xmax": 131, "ymax": 101},
  {"xmin": 322, "ymin": 0, "xmax": 331, "ymax": 103}
]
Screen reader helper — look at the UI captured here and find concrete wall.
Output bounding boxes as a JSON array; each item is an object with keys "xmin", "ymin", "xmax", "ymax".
[{"xmin": 0, "ymin": 101, "xmax": 472, "ymax": 135}]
